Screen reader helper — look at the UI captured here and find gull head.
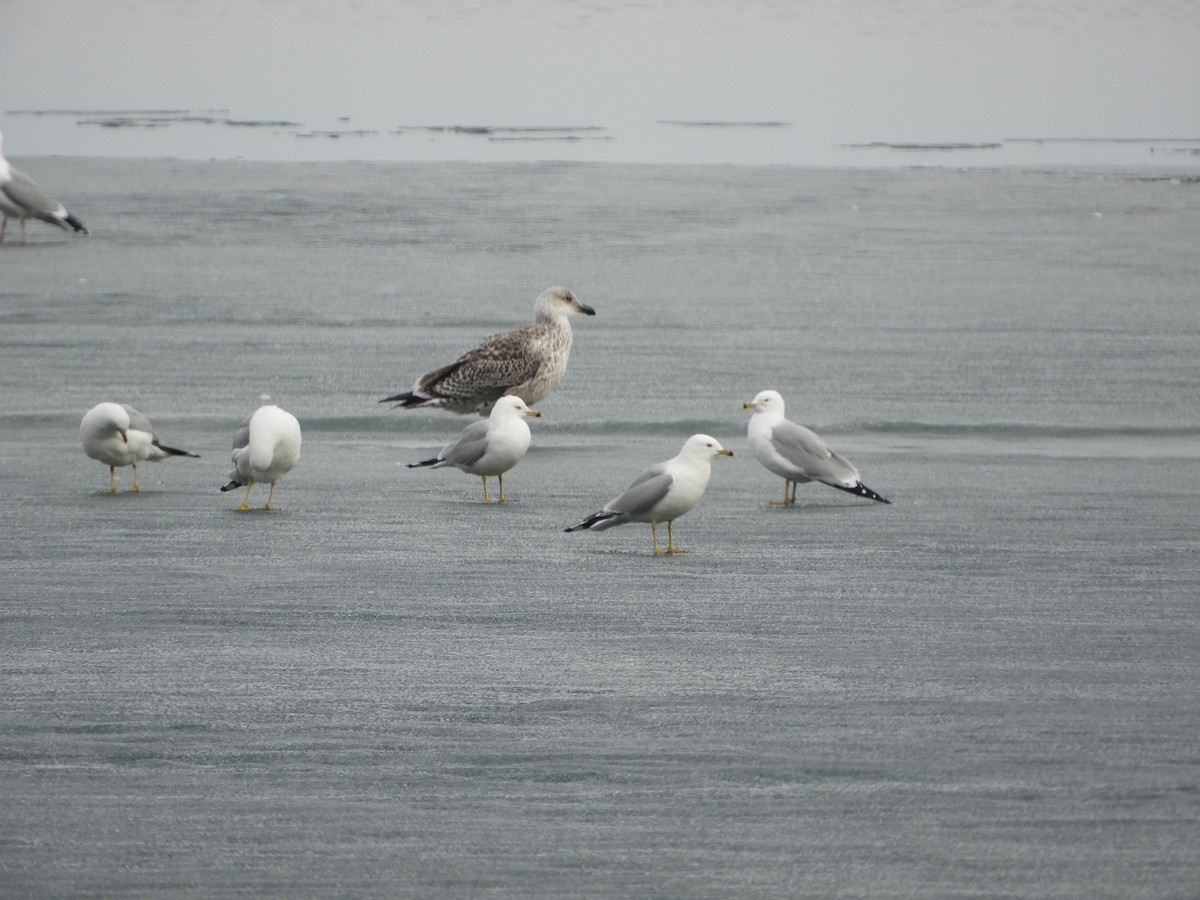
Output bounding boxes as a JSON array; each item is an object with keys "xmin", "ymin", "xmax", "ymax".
[
  {"xmin": 494, "ymin": 395, "xmax": 542, "ymax": 419},
  {"xmin": 744, "ymin": 389, "xmax": 785, "ymax": 418},
  {"xmin": 535, "ymin": 285, "xmax": 596, "ymax": 321},
  {"xmin": 681, "ymin": 433, "xmax": 733, "ymax": 460}
]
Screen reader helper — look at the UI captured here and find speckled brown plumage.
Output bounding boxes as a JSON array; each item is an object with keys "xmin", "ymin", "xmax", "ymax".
[{"xmin": 381, "ymin": 286, "xmax": 595, "ymax": 415}]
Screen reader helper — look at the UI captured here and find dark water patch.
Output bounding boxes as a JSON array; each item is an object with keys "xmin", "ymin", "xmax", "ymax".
[
  {"xmin": 842, "ymin": 141, "xmax": 1003, "ymax": 151},
  {"xmin": 659, "ymin": 120, "xmax": 790, "ymax": 128}
]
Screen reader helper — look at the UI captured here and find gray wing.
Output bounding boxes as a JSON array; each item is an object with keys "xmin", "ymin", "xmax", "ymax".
[
  {"xmin": 770, "ymin": 420, "xmax": 831, "ymax": 466},
  {"xmin": 120, "ymin": 403, "xmax": 157, "ymax": 437},
  {"xmin": 772, "ymin": 420, "xmax": 859, "ymax": 485},
  {"xmin": 2, "ymin": 167, "xmax": 64, "ymax": 218},
  {"xmin": 418, "ymin": 324, "xmax": 544, "ymax": 404},
  {"xmin": 608, "ymin": 462, "xmax": 675, "ymax": 516},
  {"xmin": 441, "ymin": 420, "xmax": 492, "ymax": 468},
  {"xmin": 231, "ymin": 415, "xmax": 252, "ymax": 452}
]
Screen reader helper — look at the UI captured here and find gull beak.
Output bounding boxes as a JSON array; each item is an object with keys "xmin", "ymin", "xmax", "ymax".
[
  {"xmin": 578, "ymin": 302, "xmax": 596, "ymax": 316},
  {"xmin": 526, "ymin": 408, "xmax": 542, "ymax": 418},
  {"xmin": 719, "ymin": 448, "xmax": 734, "ymax": 457},
  {"xmin": 742, "ymin": 401, "xmax": 757, "ymax": 409},
  {"xmin": 119, "ymin": 429, "xmax": 129, "ymax": 443}
]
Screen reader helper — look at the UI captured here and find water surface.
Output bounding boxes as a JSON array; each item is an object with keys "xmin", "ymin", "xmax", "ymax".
[{"xmin": 1, "ymin": 158, "xmax": 1197, "ymax": 897}]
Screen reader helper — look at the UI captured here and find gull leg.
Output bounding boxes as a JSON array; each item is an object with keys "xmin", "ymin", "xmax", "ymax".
[
  {"xmin": 130, "ymin": 462, "xmax": 141, "ymax": 493},
  {"xmin": 20, "ymin": 219, "xmax": 28, "ymax": 245},
  {"xmin": 263, "ymin": 481, "xmax": 276, "ymax": 510},
  {"xmin": 651, "ymin": 521, "xmax": 664, "ymax": 555},
  {"xmin": 771, "ymin": 478, "xmax": 792, "ymax": 505},
  {"xmin": 0, "ymin": 215, "xmax": 6, "ymax": 242},
  {"xmin": 237, "ymin": 480, "xmax": 254, "ymax": 511},
  {"xmin": 481, "ymin": 475, "xmax": 494, "ymax": 503},
  {"xmin": 106, "ymin": 465, "xmax": 117, "ymax": 494},
  {"xmin": 666, "ymin": 520, "xmax": 686, "ymax": 554},
  {"xmin": 496, "ymin": 472, "xmax": 514, "ymax": 503}
]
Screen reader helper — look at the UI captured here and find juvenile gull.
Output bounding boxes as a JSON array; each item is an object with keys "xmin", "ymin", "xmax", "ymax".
[
  {"xmin": 406, "ymin": 395, "xmax": 541, "ymax": 502},
  {"xmin": 743, "ymin": 389, "xmax": 889, "ymax": 505},
  {"xmin": 220, "ymin": 405, "xmax": 302, "ymax": 510},
  {"xmin": 565, "ymin": 434, "xmax": 733, "ymax": 554},
  {"xmin": 0, "ymin": 130, "xmax": 88, "ymax": 243},
  {"xmin": 80, "ymin": 402, "xmax": 199, "ymax": 493},
  {"xmin": 381, "ymin": 286, "xmax": 595, "ymax": 415}
]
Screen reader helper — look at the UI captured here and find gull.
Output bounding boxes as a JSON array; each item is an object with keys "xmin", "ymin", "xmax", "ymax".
[
  {"xmin": 565, "ymin": 434, "xmax": 733, "ymax": 554},
  {"xmin": 381, "ymin": 286, "xmax": 595, "ymax": 415},
  {"xmin": 743, "ymin": 389, "xmax": 889, "ymax": 505},
  {"xmin": 220, "ymin": 405, "xmax": 302, "ymax": 510},
  {"xmin": 0, "ymin": 130, "xmax": 88, "ymax": 243},
  {"xmin": 406, "ymin": 395, "xmax": 541, "ymax": 502},
  {"xmin": 80, "ymin": 402, "xmax": 199, "ymax": 493}
]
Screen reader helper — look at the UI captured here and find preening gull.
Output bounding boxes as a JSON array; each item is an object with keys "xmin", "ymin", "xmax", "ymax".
[
  {"xmin": 381, "ymin": 286, "xmax": 595, "ymax": 415},
  {"xmin": 80, "ymin": 402, "xmax": 199, "ymax": 493},
  {"xmin": 743, "ymin": 389, "xmax": 889, "ymax": 505},
  {"xmin": 0, "ymin": 130, "xmax": 88, "ymax": 243},
  {"xmin": 407, "ymin": 395, "xmax": 541, "ymax": 502},
  {"xmin": 220, "ymin": 405, "xmax": 302, "ymax": 510},
  {"xmin": 565, "ymin": 434, "xmax": 733, "ymax": 554}
]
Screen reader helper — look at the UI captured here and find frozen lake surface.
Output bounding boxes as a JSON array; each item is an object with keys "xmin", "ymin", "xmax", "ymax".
[{"xmin": 1, "ymin": 158, "xmax": 1198, "ymax": 897}]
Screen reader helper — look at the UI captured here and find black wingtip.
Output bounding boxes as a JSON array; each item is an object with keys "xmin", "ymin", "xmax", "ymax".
[
  {"xmin": 65, "ymin": 214, "xmax": 88, "ymax": 234},
  {"xmin": 406, "ymin": 458, "xmax": 439, "ymax": 469},
  {"xmin": 219, "ymin": 480, "xmax": 242, "ymax": 493},
  {"xmin": 836, "ymin": 481, "xmax": 890, "ymax": 504},
  {"xmin": 156, "ymin": 441, "xmax": 199, "ymax": 458},
  {"xmin": 565, "ymin": 511, "xmax": 618, "ymax": 532},
  {"xmin": 379, "ymin": 391, "xmax": 429, "ymax": 410}
]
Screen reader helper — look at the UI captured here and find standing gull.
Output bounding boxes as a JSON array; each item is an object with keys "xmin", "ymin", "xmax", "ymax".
[
  {"xmin": 220, "ymin": 405, "xmax": 302, "ymax": 510},
  {"xmin": 0, "ymin": 130, "xmax": 88, "ymax": 243},
  {"xmin": 80, "ymin": 402, "xmax": 199, "ymax": 493},
  {"xmin": 565, "ymin": 434, "xmax": 733, "ymax": 555},
  {"xmin": 743, "ymin": 389, "xmax": 889, "ymax": 505},
  {"xmin": 381, "ymin": 286, "xmax": 595, "ymax": 415},
  {"xmin": 407, "ymin": 395, "xmax": 541, "ymax": 503}
]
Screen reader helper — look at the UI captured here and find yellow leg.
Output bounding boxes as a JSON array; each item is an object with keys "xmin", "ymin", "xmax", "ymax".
[
  {"xmin": 481, "ymin": 475, "xmax": 494, "ymax": 503},
  {"xmin": 105, "ymin": 466, "xmax": 118, "ymax": 493},
  {"xmin": 129, "ymin": 462, "xmax": 141, "ymax": 493},
  {"xmin": 236, "ymin": 480, "xmax": 254, "ymax": 511},
  {"xmin": 496, "ymin": 472, "xmax": 514, "ymax": 503},
  {"xmin": 771, "ymin": 479, "xmax": 795, "ymax": 505},
  {"xmin": 666, "ymin": 520, "xmax": 686, "ymax": 554},
  {"xmin": 263, "ymin": 481, "xmax": 276, "ymax": 510},
  {"xmin": 651, "ymin": 521, "xmax": 664, "ymax": 555}
]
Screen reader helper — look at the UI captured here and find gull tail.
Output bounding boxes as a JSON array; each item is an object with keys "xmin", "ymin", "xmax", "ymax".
[
  {"xmin": 64, "ymin": 213, "xmax": 88, "ymax": 234},
  {"xmin": 833, "ymin": 481, "xmax": 890, "ymax": 504},
  {"xmin": 406, "ymin": 457, "xmax": 440, "ymax": 469},
  {"xmin": 380, "ymin": 390, "xmax": 433, "ymax": 410},
  {"xmin": 153, "ymin": 440, "xmax": 200, "ymax": 459},
  {"xmin": 564, "ymin": 510, "xmax": 622, "ymax": 532},
  {"xmin": 220, "ymin": 479, "xmax": 243, "ymax": 493}
]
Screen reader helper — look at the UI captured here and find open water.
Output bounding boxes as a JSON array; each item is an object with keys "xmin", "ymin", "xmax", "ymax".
[{"xmin": 1, "ymin": 157, "xmax": 1198, "ymax": 897}]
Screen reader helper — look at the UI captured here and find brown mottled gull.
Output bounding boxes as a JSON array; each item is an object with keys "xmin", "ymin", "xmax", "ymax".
[{"xmin": 381, "ymin": 286, "xmax": 595, "ymax": 415}]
